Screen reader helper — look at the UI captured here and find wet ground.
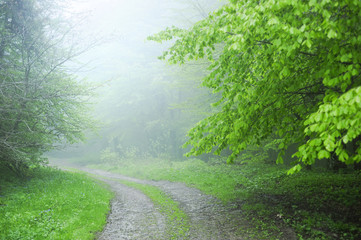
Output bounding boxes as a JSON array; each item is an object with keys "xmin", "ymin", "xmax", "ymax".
[
  {"xmin": 82, "ymin": 168, "xmax": 249, "ymax": 240},
  {"xmin": 94, "ymin": 177, "xmax": 167, "ymax": 239},
  {"xmin": 51, "ymin": 162, "xmax": 296, "ymax": 240}
]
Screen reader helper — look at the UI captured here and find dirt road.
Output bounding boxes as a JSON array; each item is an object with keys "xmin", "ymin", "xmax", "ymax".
[
  {"xmin": 94, "ymin": 176, "xmax": 167, "ymax": 239},
  {"xmin": 81, "ymin": 168, "xmax": 248, "ymax": 240}
]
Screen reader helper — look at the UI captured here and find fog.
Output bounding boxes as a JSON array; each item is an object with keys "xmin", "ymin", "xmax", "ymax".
[{"xmin": 49, "ymin": 0, "xmax": 225, "ymax": 165}]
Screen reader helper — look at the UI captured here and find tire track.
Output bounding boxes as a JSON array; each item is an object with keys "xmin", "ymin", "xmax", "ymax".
[
  {"xmin": 84, "ymin": 168, "xmax": 248, "ymax": 240},
  {"xmin": 94, "ymin": 177, "xmax": 168, "ymax": 240}
]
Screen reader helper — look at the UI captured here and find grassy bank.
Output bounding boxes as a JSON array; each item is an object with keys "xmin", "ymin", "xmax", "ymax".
[
  {"xmin": 90, "ymin": 158, "xmax": 361, "ymax": 239},
  {"xmin": 0, "ymin": 167, "xmax": 113, "ymax": 240}
]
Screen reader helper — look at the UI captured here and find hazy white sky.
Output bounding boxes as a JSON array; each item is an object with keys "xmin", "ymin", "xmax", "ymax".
[
  {"xmin": 64, "ymin": 0, "xmax": 174, "ymax": 80},
  {"xmin": 64, "ymin": 0, "xmax": 224, "ymax": 82},
  {"xmin": 68, "ymin": 0, "xmax": 172, "ymax": 37}
]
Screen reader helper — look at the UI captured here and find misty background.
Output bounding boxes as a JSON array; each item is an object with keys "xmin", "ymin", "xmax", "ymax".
[{"xmin": 50, "ymin": 0, "xmax": 226, "ymax": 165}]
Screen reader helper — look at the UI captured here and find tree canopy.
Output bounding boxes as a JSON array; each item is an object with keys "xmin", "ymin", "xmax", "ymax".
[{"xmin": 149, "ymin": 0, "xmax": 361, "ymax": 173}]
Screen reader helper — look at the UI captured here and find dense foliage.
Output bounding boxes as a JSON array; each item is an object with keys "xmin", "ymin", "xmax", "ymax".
[
  {"xmin": 149, "ymin": 0, "xmax": 361, "ymax": 172},
  {"xmin": 0, "ymin": 0, "xmax": 93, "ymax": 174}
]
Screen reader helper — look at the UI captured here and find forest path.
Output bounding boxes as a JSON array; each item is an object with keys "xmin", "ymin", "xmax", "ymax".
[
  {"xmin": 80, "ymin": 168, "xmax": 248, "ymax": 240},
  {"xmin": 51, "ymin": 159, "xmax": 251, "ymax": 239},
  {"xmin": 93, "ymin": 175, "xmax": 167, "ymax": 239}
]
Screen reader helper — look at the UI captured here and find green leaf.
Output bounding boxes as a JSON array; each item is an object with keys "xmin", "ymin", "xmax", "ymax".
[
  {"xmin": 287, "ymin": 164, "xmax": 302, "ymax": 175},
  {"xmin": 339, "ymin": 150, "xmax": 349, "ymax": 162},
  {"xmin": 268, "ymin": 17, "xmax": 279, "ymax": 25},
  {"xmin": 318, "ymin": 150, "xmax": 330, "ymax": 159},
  {"xmin": 274, "ymin": 38, "xmax": 281, "ymax": 46},
  {"xmin": 299, "ymin": 24, "xmax": 306, "ymax": 32},
  {"xmin": 327, "ymin": 29, "xmax": 337, "ymax": 39},
  {"xmin": 341, "ymin": 54, "xmax": 351, "ymax": 62},
  {"xmin": 352, "ymin": 68, "xmax": 359, "ymax": 76}
]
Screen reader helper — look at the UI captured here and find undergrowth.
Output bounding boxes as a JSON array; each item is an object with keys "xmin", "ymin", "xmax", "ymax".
[
  {"xmin": 90, "ymin": 158, "xmax": 361, "ymax": 239},
  {"xmin": 0, "ymin": 166, "xmax": 113, "ymax": 240}
]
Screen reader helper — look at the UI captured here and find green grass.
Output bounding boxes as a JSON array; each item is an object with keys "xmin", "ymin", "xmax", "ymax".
[
  {"xmin": 248, "ymin": 171, "xmax": 361, "ymax": 239},
  {"xmin": 93, "ymin": 159, "xmax": 236, "ymax": 202},
  {"xmin": 0, "ymin": 166, "xmax": 113, "ymax": 240},
  {"xmin": 89, "ymin": 158, "xmax": 361, "ymax": 239},
  {"xmin": 90, "ymin": 158, "xmax": 284, "ymax": 203},
  {"xmin": 116, "ymin": 179, "xmax": 190, "ymax": 239}
]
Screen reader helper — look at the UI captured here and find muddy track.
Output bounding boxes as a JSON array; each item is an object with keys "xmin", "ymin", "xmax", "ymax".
[
  {"xmin": 83, "ymin": 168, "xmax": 249, "ymax": 240},
  {"xmin": 94, "ymin": 177, "xmax": 167, "ymax": 240}
]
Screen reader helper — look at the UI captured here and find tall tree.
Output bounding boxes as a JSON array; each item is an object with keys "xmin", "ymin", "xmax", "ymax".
[
  {"xmin": 149, "ymin": 0, "xmax": 361, "ymax": 172},
  {"xmin": 0, "ymin": 0, "xmax": 93, "ymax": 174}
]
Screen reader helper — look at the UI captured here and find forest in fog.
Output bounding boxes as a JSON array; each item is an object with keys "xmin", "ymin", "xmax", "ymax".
[
  {"xmin": 4, "ymin": 0, "xmax": 361, "ymax": 172},
  {"xmin": 1, "ymin": 0, "xmax": 361, "ymax": 239},
  {"xmin": 50, "ymin": 0, "xmax": 227, "ymax": 165}
]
